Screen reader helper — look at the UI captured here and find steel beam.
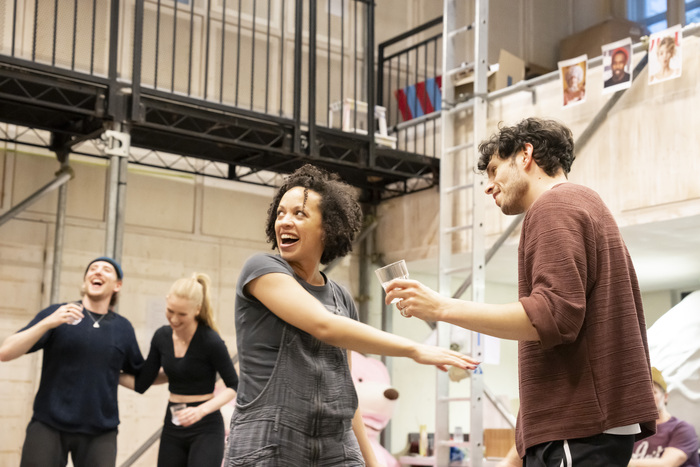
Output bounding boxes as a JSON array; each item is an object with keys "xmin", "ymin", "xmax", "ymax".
[
  {"xmin": 50, "ymin": 158, "xmax": 71, "ymax": 304},
  {"xmin": 0, "ymin": 167, "xmax": 74, "ymax": 228}
]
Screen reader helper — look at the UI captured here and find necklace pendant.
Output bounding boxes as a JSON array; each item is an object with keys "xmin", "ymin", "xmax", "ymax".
[{"xmin": 93, "ymin": 322, "xmax": 100, "ymax": 328}]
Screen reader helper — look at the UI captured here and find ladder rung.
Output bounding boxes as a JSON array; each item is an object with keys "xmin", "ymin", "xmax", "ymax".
[
  {"xmin": 445, "ymin": 62, "xmax": 473, "ymax": 78},
  {"xmin": 445, "ymin": 142, "xmax": 473, "ymax": 154},
  {"xmin": 448, "ymin": 23, "xmax": 474, "ymax": 39},
  {"xmin": 438, "ymin": 440, "xmax": 470, "ymax": 447},
  {"xmin": 438, "ymin": 396, "xmax": 471, "ymax": 403},
  {"xmin": 442, "ymin": 266, "xmax": 471, "ymax": 275},
  {"xmin": 445, "ymin": 182, "xmax": 474, "ymax": 194},
  {"xmin": 448, "ymin": 99, "xmax": 475, "ymax": 115},
  {"xmin": 443, "ymin": 224, "xmax": 472, "ymax": 234}
]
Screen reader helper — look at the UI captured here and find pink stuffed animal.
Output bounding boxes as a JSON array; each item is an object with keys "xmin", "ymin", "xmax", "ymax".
[{"xmin": 351, "ymin": 351, "xmax": 400, "ymax": 467}]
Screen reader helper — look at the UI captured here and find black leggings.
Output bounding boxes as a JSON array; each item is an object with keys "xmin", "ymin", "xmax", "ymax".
[
  {"xmin": 158, "ymin": 401, "xmax": 226, "ymax": 467},
  {"xmin": 19, "ymin": 419, "xmax": 117, "ymax": 467}
]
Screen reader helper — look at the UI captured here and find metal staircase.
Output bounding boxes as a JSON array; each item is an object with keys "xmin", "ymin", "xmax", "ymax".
[{"xmin": 435, "ymin": 0, "xmax": 489, "ymax": 465}]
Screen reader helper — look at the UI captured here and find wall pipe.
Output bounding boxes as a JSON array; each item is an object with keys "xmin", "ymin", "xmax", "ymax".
[
  {"xmin": 49, "ymin": 157, "xmax": 71, "ymax": 304},
  {"xmin": 322, "ymin": 219, "xmax": 379, "ymax": 275},
  {"xmin": 484, "ymin": 384, "xmax": 516, "ymax": 428},
  {"xmin": 118, "ymin": 429, "xmax": 163, "ymax": 467},
  {"xmin": 104, "ymin": 152, "xmax": 119, "ymax": 258},
  {"xmin": 104, "ymin": 123, "xmax": 130, "ymax": 263},
  {"xmin": 113, "ymin": 155, "xmax": 128, "ymax": 264},
  {"xmin": 0, "ymin": 167, "xmax": 73, "ymax": 228}
]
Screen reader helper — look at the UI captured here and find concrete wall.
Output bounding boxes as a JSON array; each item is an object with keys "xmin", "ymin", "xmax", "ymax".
[
  {"xmin": 0, "ymin": 147, "xmax": 361, "ymax": 466},
  {"xmin": 375, "ymin": 28, "xmax": 700, "ymax": 455},
  {"xmin": 2, "ymin": 0, "xmax": 699, "ymax": 464},
  {"xmin": 376, "ymin": 32, "xmax": 700, "ymax": 266},
  {"xmin": 378, "ymin": 0, "xmax": 627, "ymax": 73}
]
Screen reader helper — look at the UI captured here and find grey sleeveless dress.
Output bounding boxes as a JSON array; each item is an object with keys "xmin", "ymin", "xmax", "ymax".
[{"xmin": 224, "ymin": 282, "xmax": 364, "ymax": 467}]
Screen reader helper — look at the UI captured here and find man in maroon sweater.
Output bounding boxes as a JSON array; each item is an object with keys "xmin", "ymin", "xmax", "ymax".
[{"xmin": 385, "ymin": 117, "xmax": 658, "ymax": 466}]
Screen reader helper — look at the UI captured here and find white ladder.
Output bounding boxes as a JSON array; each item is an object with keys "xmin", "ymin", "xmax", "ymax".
[{"xmin": 436, "ymin": 0, "xmax": 489, "ymax": 466}]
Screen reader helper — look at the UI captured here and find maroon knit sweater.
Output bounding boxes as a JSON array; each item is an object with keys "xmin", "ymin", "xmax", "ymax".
[{"xmin": 515, "ymin": 183, "xmax": 657, "ymax": 457}]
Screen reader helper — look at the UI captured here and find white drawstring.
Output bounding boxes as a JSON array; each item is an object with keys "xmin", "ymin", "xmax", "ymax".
[{"xmin": 559, "ymin": 439, "xmax": 573, "ymax": 466}]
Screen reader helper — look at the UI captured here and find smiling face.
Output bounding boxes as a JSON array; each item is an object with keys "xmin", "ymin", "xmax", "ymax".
[
  {"xmin": 484, "ymin": 153, "xmax": 529, "ymax": 215},
  {"xmin": 657, "ymin": 43, "xmax": 673, "ymax": 68},
  {"xmin": 611, "ymin": 51, "xmax": 627, "ymax": 81},
  {"xmin": 566, "ymin": 74, "xmax": 580, "ymax": 91},
  {"xmin": 565, "ymin": 65, "xmax": 583, "ymax": 91},
  {"xmin": 82, "ymin": 261, "xmax": 122, "ymax": 302},
  {"xmin": 275, "ymin": 186, "xmax": 325, "ymax": 270},
  {"xmin": 165, "ymin": 294, "xmax": 199, "ymax": 333}
]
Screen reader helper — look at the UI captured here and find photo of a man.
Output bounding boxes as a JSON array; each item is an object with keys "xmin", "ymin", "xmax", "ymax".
[
  {"xmin": 605, "ymin": 48, "xmax": 630, "ymax": 87},
  {"xmin": 602, "ymin": 38, "xmax": 632, "ymax": 94}
]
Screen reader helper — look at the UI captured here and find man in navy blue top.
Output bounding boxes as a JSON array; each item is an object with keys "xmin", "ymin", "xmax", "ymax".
[{"xmin": 0, "ymin": 257, "xmax": 144, "ymax": 467}]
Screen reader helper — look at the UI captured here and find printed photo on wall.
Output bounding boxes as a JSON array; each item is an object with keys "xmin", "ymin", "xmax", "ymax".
[
  {"xmin": 602, "ymin": 38, "xmax": 633, "ymax": 94},
  {"xmin": 649, "ymin": 24, "xmax": 683, "ymax": 85},
  {"xmin": 558, "ymin": 55, "xmax": 587, "ymax": 107}
]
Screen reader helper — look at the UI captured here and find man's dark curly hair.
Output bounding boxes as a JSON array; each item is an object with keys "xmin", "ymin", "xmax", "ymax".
[
  {"xmin": 477, "ymin": 117, "xmax": 575, "ymax": 177},
  {"xmin": 265, "ymin": 164, "xmax": 363, "ymax": 265}
]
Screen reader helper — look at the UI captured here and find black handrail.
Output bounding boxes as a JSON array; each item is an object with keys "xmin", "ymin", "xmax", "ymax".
[
  {"xmin": 0, "ymin": 0, "xmax": 438, "ymax": 201},
  {"xmin": 377, "ymin": 15, "xmax": 442, "ymax": 111},
  {"xmin": 377, "ymin": 15, "xmax": 443, "ymax": 157}
]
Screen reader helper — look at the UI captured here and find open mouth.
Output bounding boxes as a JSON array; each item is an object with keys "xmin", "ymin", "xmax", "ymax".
[
  {"xmin": 91, "ymin": 278, "xmax": 104, "ymax": 286},
  {"xmin": 280, "ymin": 233, "xmax": 299, "ymax": 246}
]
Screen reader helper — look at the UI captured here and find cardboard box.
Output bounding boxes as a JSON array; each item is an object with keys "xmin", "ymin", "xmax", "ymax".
[
  {"xmin": 452, "ymin": 49, "xmax": 525, "ymax": 100},
  {"xmin": 559, "ymin": 17, "xmax": 647, "ymax": 61},
  {"xmin": 328, "ymin": 98, "xmax": 396, "ymax": 148},
  {"xmin": 525, "ymin": 62, "xmax": 554, "ymax": 80},
  {"xmin": 484, "ymin": 428, "xmax": 515, "ymax": 459}
]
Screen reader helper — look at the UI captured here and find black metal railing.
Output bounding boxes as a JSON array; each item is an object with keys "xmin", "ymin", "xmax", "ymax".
[
  {"xmin": 0, "ymin": 0, "xmax": 124, "ymax": 126},
  {"xmin": 1, "ymin": 0, "xmax": 373, "ymax": 134},
  {"xmin": 377, "ymin": 16, "xmax": 443, "ymax": 158},
  {"xmin": 0, "ymin": 0, "xmax": 438, "ymax": 201},
  {"xmin": 2, "ymin": 0, "xmax": 113, "ymax": 77},
  {"xmin": 134, "ymin": 0, "xmax": 293, "ymax": 114}
]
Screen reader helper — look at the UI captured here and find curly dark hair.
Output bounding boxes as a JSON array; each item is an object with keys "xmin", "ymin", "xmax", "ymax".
[
  {"xmin": 477, "ymin": 117, "xmax": 575, "ymax": 177},
  {"xmin": 265, "ymin": 164, "xmax": 363, "ymax": 264}
]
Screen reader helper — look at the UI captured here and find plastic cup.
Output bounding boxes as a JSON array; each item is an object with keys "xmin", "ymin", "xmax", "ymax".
[
  {"xmin": 170, "ymin": 403, "xmax": 187, "ymax": 426},
  {"xmin": 375, "ymin": 260, "xmax": 409, "ymax": 304},
  {"xmin": 69, "ymin": 301, "xmax": 83, "ymax": 325},
  {"xmin": 454, "ymin": 426, "xmax": 464, "ymax": 443}
]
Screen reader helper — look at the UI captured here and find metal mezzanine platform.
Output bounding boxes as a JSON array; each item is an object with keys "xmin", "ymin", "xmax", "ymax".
[{"xmin": 0, "ymin": 0, "xmax": 438, "ymax": 204}]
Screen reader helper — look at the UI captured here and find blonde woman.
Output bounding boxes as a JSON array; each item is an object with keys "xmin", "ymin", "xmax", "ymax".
[
  {"xmin": 651, "ymin": 36, "xmax": 680, "ymax": 82},
  {"xmin": 123, "ymin": 273, "xmax": 238, "ymax": 467}
]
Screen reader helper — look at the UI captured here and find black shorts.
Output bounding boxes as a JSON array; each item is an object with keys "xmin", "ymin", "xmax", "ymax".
[{"xmin": 524, "ymin": 433, "xmax": 635, "ymax": 467}]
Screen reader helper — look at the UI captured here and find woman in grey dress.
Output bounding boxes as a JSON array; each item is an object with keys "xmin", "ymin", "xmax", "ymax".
[{"xmin": 224, "ymin": 164, "xmax": 478, "ymax": 467}]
